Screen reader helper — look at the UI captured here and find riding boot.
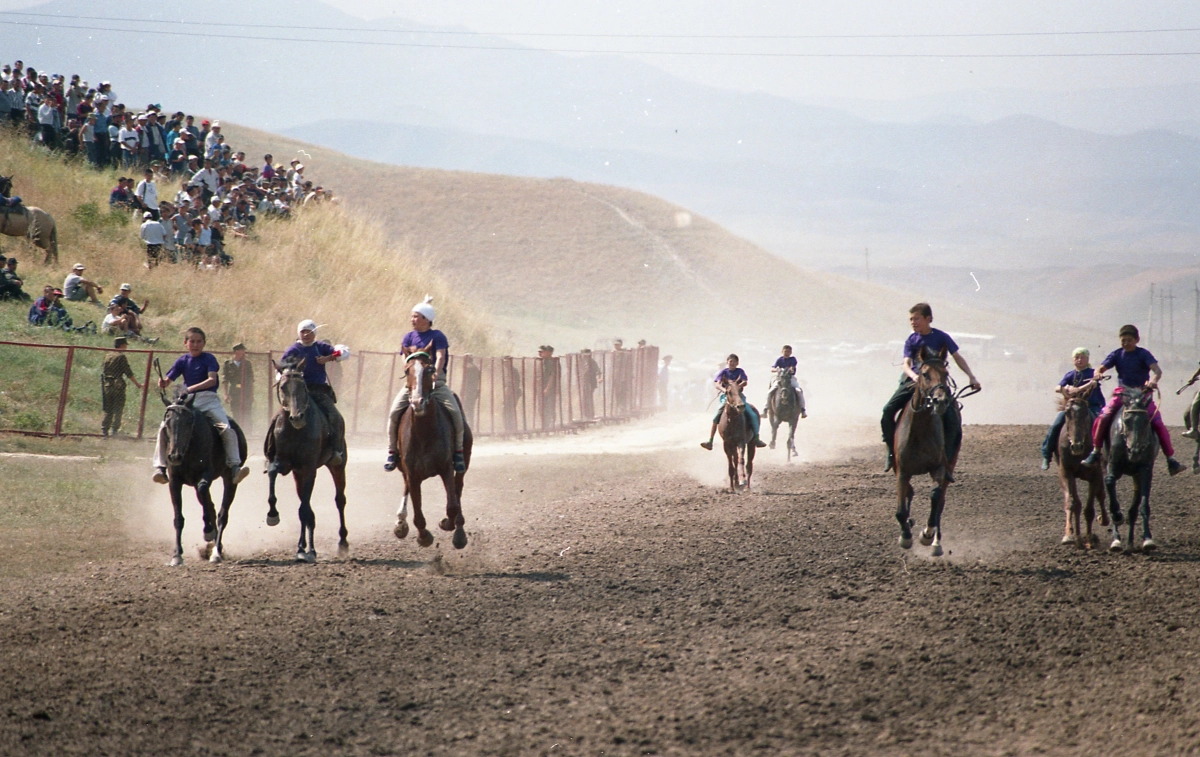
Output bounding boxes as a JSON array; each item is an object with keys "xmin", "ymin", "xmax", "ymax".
[
  {"xmin": 885, "ymin": 442, "xmax": 895, "ymax": 473},
  {"xmin": 384, "ymin": 452, "xmax": 398, "ymax": 472},
  {"xmin": 1082, "ymin": 449, "xmax": 1100, "ymax": 466},
  {"xmin": 700, "ymin": 422, "xmax": 717, "ymax": 450}
]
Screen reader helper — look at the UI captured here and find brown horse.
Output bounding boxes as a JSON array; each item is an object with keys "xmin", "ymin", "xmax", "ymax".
[
  {"xmin": 718, "ymin": 380, "xmax": 756, "ymax": 492},
  {"xmin": 1056, "ymin": 391, "xmax": 1108, "ymax": 549},
  {"xmin": 0, "ymin": 176, "xmax": 58, "ymax": 265},
  {"xmin": 392, "ymin": 352, "xmax": 473, "ymax": 549},
  {"xmin": 894, "ymin": 346, "xmax": 960, "ymax": 556}
]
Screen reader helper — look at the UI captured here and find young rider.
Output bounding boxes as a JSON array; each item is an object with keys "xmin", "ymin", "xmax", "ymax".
[
  {"xmin": 766, "ymin": 344, "xmax": 807, "ymax": 419},
  {"xmin": 881, "ymin": 303, "xmax": 981, "ymax": 473},
  {"xmin": 152, "ymin": 327, "xmax": 250, "ymax": 485},
  {"xmin": 1182, "ymin": 361, "xmax": 1200, "ymax": 441},
  {"xmin": 280, "ymin": 319, "xmax": 348, "ymax": 466},
  {"xmin": 701, "ymin": 354, "xmax": 767, "ymax": 450},
  {"xmin": 1040, "ymin": 347, "xmax": 1105, "ymax": 470},
  {"xmin": 384, "ymin": 296, "xmax": 467, "ymax": 473},
  {"xmin": 1083, "ymin": 324, "xmax": 1184, "ymax": 475}
]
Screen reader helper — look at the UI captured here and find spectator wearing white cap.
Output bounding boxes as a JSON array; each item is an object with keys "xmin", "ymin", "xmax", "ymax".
[
  {"xmin": 139, "ymin": 211, "xmax": 167, "ymax": 267},
  {"xmin": 135, "ymin": 168, "xmax": 160, "ymax": 220},
  {"xmin": 63, "ymin": 263, "xmax": 103, "ymax": 304}
]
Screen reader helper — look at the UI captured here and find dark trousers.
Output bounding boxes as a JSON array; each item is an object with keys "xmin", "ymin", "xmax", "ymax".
[
  {"xmin": 39, "ymin": 123, "xmax": 56, "ymax": 148},
  {"xmin": 309, "ymin": 384, "xmax": 346, "ymax": 456},
  {"xmin": 102, "ymin": 383, "xmax": 126, "ymax": 434},
  {"xmin": 1042, "ymin": 409, "xmax": 1099, "ymax": 460},
  {"xmin": 882, "ymin": 377, "xmax": 962, "ymax": 459}
]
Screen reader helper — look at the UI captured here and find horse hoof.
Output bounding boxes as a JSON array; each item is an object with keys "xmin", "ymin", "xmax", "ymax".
[
  {"xmin": 168, "ymin": 555, "xmax": 183, "ymax": 567},
  {"xmin": 295, "ymin": 551, "xmax": 308, "ymax": 562},
  {"xmin": 305, "ymin": 551, "xmax": 317, "ymax": 564},
  {"xmin": 417, "ymin": 531, "xmax": 434, "ymax": 548},
  {"xmin": 768, "ymin": 441, "xmax": 776, "ymax": 449},
  {"xmin": 337, "ymin": 542, "xmax": 350, "ymax": 558},
  {"xmin": 1061, "ymin": 534, "xmax": 1074, "ymax": 545},
  {"xmin": 394, "ymin": 522, "xmax": 409, "ymax": 540},
  {"xmin": 1142, "ymin": 538, "xmax": 1157, "ymax": 552},
  {"xmin": 452, "ymin": 527, "xmax": 468, "ymax": 550},
  {"xmin": 1109, "ymin": 539, "xmax": 1123, "ymax": 553},
  {"xmin": 266, "ymin": 514, "xmax": 280, "ymax": 527},
  {"xmin": 899, "ymin": 535, "xmax": 913, "ymax": 550},
  {"xmin": 203, "ymin": 528, "xmax": 217, "ymax": 543},
  {"xmin": 930, "ymin": 544, "xmax": 943, "ymax": 557},
  {"xmin": 209, "ymin": 550, "xmax": 222, "ymax": 564},
  {"xmin": 919, "ymin": 529, "xmax": 935, "ymax": 547},
  {"xmin": 438, "ymin": 517, "xmax": 455, "ymax": 532}
]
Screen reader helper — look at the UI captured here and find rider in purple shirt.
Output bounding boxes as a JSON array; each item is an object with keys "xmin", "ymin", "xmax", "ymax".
[
  {"xmin": 278, "ymin": 319, "xmax": 348, "ymax": 465},
  {"xmin": 767, "ymin": 344, "xmax": 807, "ymax": 419},
  {"xmin": 701, "ymin": 354, "xmax": 766, "ymax": 450}
]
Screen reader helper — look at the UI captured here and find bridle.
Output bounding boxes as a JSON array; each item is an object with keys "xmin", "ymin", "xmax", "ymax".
[
  {"xmin": 275, "ymin": 363, "xmax": 309, "ymax": 426},
  {"xmin": 912, "ymin": 358, "xmax": 952, "ymax": 414}
]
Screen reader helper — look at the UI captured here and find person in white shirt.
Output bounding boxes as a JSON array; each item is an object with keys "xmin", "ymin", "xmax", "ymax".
[
  {"xmin": 188, "ymin": 158, "xmax": 220, "ymax": 204},
  {"xmin": 117, "ymin": 116, "xmax": 139, "ymax": 168},
  {"xmin": 134, "ymin": 168, "xmax": 160, "ymax": 220},
  {"xmin": 205, "ymin": 121, "xmax": 221, "ymax": 152},
  {"xmin": 138, "ymin": 211, "xmax": 168, "ymax": 267},
  {"xmin": 36, "ymin": 98, "xmax": 57, "ymax": 148}
]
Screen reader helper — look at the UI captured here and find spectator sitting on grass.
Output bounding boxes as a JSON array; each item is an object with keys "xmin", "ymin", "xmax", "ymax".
[
  {"xmin": 0, "ymin": 256, "xmax": 30, "ymax": 301},
  {"xmin": 28, "ymin": 284, "xmax": 54, "ymax": 323},
  {"xmin": 108, "ymin": 283, "xmax": 148, "ymax": 329},
  {"xmin": 63, "ymin": 262, "xmax": 103, "ymax": 304},
  {"xmin": 109, "ymin": 176, "xmax": 134, "ymax": 210},
  {"xmin": 102, "ymin": 301, "xmax": 134, "ymax": 335}
]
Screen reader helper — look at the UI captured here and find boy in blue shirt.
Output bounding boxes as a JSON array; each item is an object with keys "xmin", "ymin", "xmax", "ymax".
[
  {"xmin": 701, "ymin": 354, "xmax": 767, "ymax": 450},
  {"xmin": 766, "ymin": 344, "xmax": 807, "ymax": 418},
  {"xmin": 384, "ymin": 296, "xmax": 466, "ymax": 473},
  {"xmin": 152, "ymin": 327, "xmax": 249, "ymax": 484},
  {"xmin": 1083, "ymin": 324, "xmax": 1183, "ymax": 475},
  {"xmin": 1040, "ymin": 347, "xmax": 1105, "ymax": 469},
  {"xmin": 280, "ymin": 319, "xmax": 348, "ymax": 466},
  {"xmin": 881, "ymin": 303, "xmax": 981, "ymax": 473}
]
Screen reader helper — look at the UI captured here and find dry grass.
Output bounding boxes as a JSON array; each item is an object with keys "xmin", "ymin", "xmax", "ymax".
[{"xmin": 0, "ymin": 129, "xmax": 494, "ymax": 354}]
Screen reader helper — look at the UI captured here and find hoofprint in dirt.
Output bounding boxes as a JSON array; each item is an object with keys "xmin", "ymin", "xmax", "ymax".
[{"xmin": 2, "ymin": 426, "xmax": 1200, "ymax": 755}]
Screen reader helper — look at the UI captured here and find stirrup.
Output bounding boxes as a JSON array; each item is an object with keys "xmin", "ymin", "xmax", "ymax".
[{"xmin": 383, "ymin": 452, "xmax": 398, "ymax": 472}]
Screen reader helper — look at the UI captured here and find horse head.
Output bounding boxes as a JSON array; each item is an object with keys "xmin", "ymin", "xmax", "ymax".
[
  {"xmin": 163, "ymin": 394, "xmax": 197, "ymax": 466},
  {"xmin": 0, "ymin": 175, "xmax": 11, "ymax": 197},
  {"xmin": 1064, "ymin": 396, "xmax": 1093, "ymax": 456},
  {"xmin": 273, "ymin": 358, "xmax": 309, "ymax": 429},
  {"xmin": 721, "ymin": 379, "xmax": 745, "ymax": 416},
  {"xmin": 405, "ymin": 352, "xmax": 435, "ymax": 416},
  {"xmin": 915, "ymin": 346, "xmax": 951, "ymax": 415},
  {"xmin": 1118, "ymin": 388, "xmax": 1154, "ymax": 458}
]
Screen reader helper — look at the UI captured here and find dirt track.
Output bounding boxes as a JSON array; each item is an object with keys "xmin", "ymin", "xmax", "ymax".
[{"xmin": 3, "ymin": 425, "xmax": 1200, "ymax": 755}]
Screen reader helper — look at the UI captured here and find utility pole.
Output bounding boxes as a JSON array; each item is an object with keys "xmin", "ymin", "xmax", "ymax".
[
  {"xmin": 1194, "ymin": 281, "xmax": 1198, "ymax": 354},
  {"xmin": 1159, "ymin": 289, "xmax": 1166, "ymax": 354},
  {"xmin": 1149, "ymin": 283, "xmax": 1155, "ymax": 346},
  {"xmin": 865, "ymin": 248, "xmax": 869, "ymax": 283},
  {"xmin": 1168, "ymin": 287, "xmax": 1176, "ymax": 357}
]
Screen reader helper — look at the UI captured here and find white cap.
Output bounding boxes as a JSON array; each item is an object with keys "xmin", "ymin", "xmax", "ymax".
[
  {"xmin": 412, "ymin": 295, "xmax": 435, "ymax": 323},
  {"xmin": 143, "ymin": 211, "xmax": 153, "ymax": 218},
  {"xmin": 72, "ymin": 263, "xmax": 85, "ymax": 271},
  {"xmin": 119, "ymin": 283, "xmax": 131, "ymax": 290},
  {"xmin": 297, "ymin": 319, "xmax": 318, "ymax": 334}
]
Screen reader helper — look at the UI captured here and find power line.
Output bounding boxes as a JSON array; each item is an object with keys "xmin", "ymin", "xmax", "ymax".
[
  {"xmin": 5, "ymin": 19, "xmax": 1200, "ymax": 58},
  {"xmin": 3, "ymin": 10, "xmax": 1200, "ymax": 41}
]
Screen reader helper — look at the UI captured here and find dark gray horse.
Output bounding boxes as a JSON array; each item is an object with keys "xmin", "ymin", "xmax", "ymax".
[
  {"xmin": 1106, "ymin": 388, "xmax": 1159, "ymax": 553},
  {"xmin": 766, "ymin": 368, "xmax": 802, "ymax": 462},
  {"xmin": 265, "ymin": 358, "xmax": 348, "ymax": 563},
  {"xmin": 160, "ymin": 393, "xmax": 248, "ymax": 566}
]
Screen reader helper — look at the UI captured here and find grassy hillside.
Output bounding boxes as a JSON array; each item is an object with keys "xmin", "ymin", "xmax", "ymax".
[{"xmin": 0, "ymin": 129, "xmax": 493, "ymax": 355}]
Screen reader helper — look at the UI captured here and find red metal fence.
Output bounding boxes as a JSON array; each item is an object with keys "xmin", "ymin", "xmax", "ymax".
[{"xmin": 0, "ymin": 340, "xmax": 660, "ymax": 440}]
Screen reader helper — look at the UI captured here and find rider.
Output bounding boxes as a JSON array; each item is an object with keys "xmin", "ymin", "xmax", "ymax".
[
  {"xmin": 1182, "ymin": 361, "xmax": 1200, "ymax": 440},
  {"xmin": 700, "ymin": 354, "xmax": 767, "ymax": 450},
  {"xmin": 383, "ymin": 296, "xmax": 467, "ymax": 473},
  {"xmin": 1040, "ymin": 347, "xmax": 1105, "ymax": 470},
  {"xmin": 881, "ymin": 303, "xmax": 981, "ymax": 473},
  {"xmin": 152, "ymin": 327, "xmax": 250, "ymax": 485},
  {"xmin": 766, "ymin": 344, "xmax": 807, "ymax": 419},
  {"xmin": 1083, "ymin": 324, "xmax": 1184, "ymax": 475},
  {"xmin": 280, "ymin": 319, "xmax": 348, "ymax": 466}
]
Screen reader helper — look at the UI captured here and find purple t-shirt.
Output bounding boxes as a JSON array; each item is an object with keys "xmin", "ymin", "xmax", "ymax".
[
  {"xmin": 1102, "ymin": 347, "xmax": 1157, "ymax": 388},
  {"xmin": 281, "ymin": 340, "xmax": 334, "ymax": 386},
  {"xmin": 402, "ymin": 329, "xmax": 450, "ymax": 355},
  {"xmin": 904, "ymin": 328, "xmax": 959, "ymax": 363},
  {"xmin": 1060, "ymin": 367, "xmax": 1105, "ymax": 414},
  {"xmin": 714, "ymin": 367, "xmax": 748, "ymax": 385},
  {"xmin": 166, "ymin": 352, "xmax": 220, "ymax": 392},
  {"xmin": 773, "ymin": 356, "xmax": 797, "ymax": 371}
]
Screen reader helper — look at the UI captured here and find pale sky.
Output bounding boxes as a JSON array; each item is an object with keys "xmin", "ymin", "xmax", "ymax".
[{"xmin": 3, "ymin": 0, "xmax": 1200, "ymax": 101}]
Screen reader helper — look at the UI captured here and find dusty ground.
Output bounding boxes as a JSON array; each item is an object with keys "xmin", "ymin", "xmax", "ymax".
[{"xmin": 2, "ymin": 425, "xmax": 1200, "ymax": 756}]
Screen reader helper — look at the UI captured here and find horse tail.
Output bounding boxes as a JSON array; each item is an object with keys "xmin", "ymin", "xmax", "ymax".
[{"xmin": 25, "ymin": 207, "xmax": 37, "ymax": 245}]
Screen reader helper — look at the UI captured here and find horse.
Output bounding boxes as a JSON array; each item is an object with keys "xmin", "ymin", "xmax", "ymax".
[
  {"xmin": 1055, "ymin": 391, "xmax": 1108, "ymax": 549},
  {"xmin": 0, "ymin": 175, "xmax": 59, "ymax": 265},
  {"xmin": 392, "ymin": 352, "xmax": 473, "ymax": 549},
  {"xmin": 766, "ymin": 367, "xmax": 802, "ymax": 462},
  {"xmin": 893, "ymin": 346, "xmax": 963, "ymax": 557},
  {"xmin": 1106, "ymin": 387, "xmax": 1159, "ymax": 553},
  {"xmin": 264, "ymin": 358, "xmax": 349, "ymax": 563},
  {"xmin": 160, "ymin": 393, "xmax": 248, "ymax": 566},
  {"xmin": 717, "ymin": 379, "xmax": 756, "ymax": 492}
]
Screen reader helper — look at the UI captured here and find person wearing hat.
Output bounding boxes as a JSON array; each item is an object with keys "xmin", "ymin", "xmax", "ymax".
[
  {"xmin": 272, "ymin": 321, "xmax": 348, "ymax": 465},
  {"xmin": 538, "ymin": 345, "xmax": 560, "ymax": 430},
  {"xmin": 63, "ymin": 263, "xmax": 102, "ymax": 303},
  {"xmin": 384, "ymin": 296, "xmax": 466, "ymax": 473},
  {"xmin": 222, "ymin": 342, "xmax": 256, "ymax": 424},
  {"xmin": 139, "ymin": 210, "xmax": 168, "ymax": 267},
  {"xmin": 101, "ymin": 336, "xmax": 143, "ymax": 437},
  {"xmin": 0, "ymin": 256, "xmax": 28, "ymax": 301},
  {"xmin": 109, "ymin": 283, "xmax": 149, "ymax": 330},
  {"xmin": 578, "ymin": 348, "xmax": 601, "ymax": 420}
]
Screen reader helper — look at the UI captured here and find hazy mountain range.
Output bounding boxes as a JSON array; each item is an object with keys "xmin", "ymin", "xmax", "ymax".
[{"xmin": 5, "ymin": 0, "xmax": 1200, "ymax": 272}]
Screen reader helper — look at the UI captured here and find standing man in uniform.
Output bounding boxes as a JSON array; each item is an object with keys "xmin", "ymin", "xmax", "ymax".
[
  {"xmin": 222, "ymin": 342, "xmax": 255, "ymax": 425},
  {"xmin": 658, "ymin": 355, "xmax": 673, "ymax": 410},
  {"xmin": 101, "ymin": 336, "xmax": 142, "ymax": 436},
  {"xmin": 538, "ymin": 345, "xmax": 559, "ymax": 430}
]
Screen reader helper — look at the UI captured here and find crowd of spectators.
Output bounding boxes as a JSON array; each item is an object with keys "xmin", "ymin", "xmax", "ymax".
[{"xmin": 2, "ymin": 60, "xmax": 335, "ymax": 269}]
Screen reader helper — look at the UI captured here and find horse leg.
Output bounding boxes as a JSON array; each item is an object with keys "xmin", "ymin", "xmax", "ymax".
[
  {"xmin": 745, "ymin": 444, "xmax": 755, "ymax": 491},
  {"xmin": 330, "ymin": 463, "xmax": 349, "ymax": 557},
  {"xmin": 438, "ymin": 469, "xmax": 468, "ymax": 550},
  {"xmin": 1194, "ymin": 439, "xmax": 1200, "ymax": 474},
  {"xmin": 1139, "ymin": 469, "xmax": 1156, "ymax": 551},
  {"xmin": 1069, "ymin": 476, "xmax": 1084, "ymax": 548},
  {"xmin": 266, "ymin": 461, "xmax": 281, "ymax": 527},
  {"xmin": 211, "ymin": 472, "xmax": 234, "ymax": 563},
  {"xmin": 412, "ymin": 480, "xmax": 434, "ymax": 548},
  {"xmin": 727, "ymin": 448, "xmax": 738, "ymax": 493},
  {"xmin": 294, "ymin": 470, "xmax": 317, "ymax": 563},
  {"xmin": 1106, "ymin": 474, "xmax": 1124, "ymax": 552},
  {"xmin": 927, "ymin": 482, "xmax": 946, "ymax": 557},
  {"xmin": 195, "ymin": 476, "xmax": 217, "ymax": 561},
  {"xmin": 1059, "ymin": 474, "xmax": 1074, "ymax": 545},
  {"xmin": 1082, "ymin": 476, "xmax": 1097, "ymax": 549},
  {"xmin": 896, "ymin": 476, "xmax": 914, "ymax": 549},
  {"xmin": 394, "ymin": 475, "xmax": 410, "ymax": 540},
  {"xmin": 787, "ymin": 420, "xmax": 798, "ymax": 462},
  {"xmin": 169, "ymin": 479, "xmax": 185, "ymax": 566},
  {"xmin": 768, "ymin": 412, "xmax": 778, "ymax": 449}
]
